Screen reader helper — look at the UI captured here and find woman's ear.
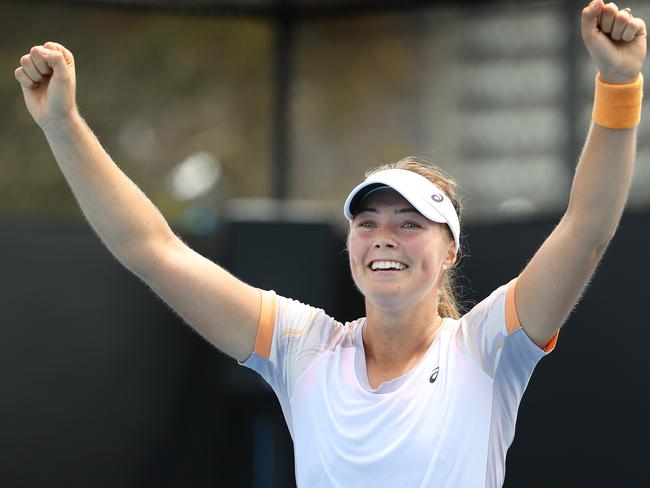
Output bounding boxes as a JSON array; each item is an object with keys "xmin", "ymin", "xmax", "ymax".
[{"xmin": 444, "ymin": 241, "xmax": 458, "ymax": 269}]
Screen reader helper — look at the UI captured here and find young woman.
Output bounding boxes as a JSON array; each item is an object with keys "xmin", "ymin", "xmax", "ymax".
[{"xmin": 14, "ymin": 1, "xmax": 645, "ymax": 486}]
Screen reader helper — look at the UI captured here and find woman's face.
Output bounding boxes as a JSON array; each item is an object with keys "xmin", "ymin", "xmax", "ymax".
[{"xmin": 347, "ymin": 188, "xmax": 457, "ymax": 311}]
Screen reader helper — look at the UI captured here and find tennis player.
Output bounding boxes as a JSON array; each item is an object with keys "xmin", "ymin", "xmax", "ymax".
[{"xmin": 15, "ymin": 1, "xmax": 645, "ymax": 486}]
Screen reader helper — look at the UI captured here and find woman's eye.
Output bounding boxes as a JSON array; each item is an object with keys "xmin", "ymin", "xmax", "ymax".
[
  {"xmin": 402, "ymin": 221, "xmax": 420, "ymax": 229},
  {"xmin": 358, "ymin": 220, "xmax": 375, "ymax": 228}
]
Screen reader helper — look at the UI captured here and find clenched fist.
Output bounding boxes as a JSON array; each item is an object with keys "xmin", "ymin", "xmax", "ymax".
[
  {"xmin": 582, "ymin": 0, "xmax": 647, "ymax": 83},
  {"xmin": 14, "ymin": 42, "xmax": 78, "ymax": 131}
]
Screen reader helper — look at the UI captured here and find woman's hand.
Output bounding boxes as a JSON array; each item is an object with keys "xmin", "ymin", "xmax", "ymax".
[
  {"xmin": 581, "ymin": 0, "xmax": 647, "ymax": 84},
  {"xmin": 14, "ymin": 42, "xmax": 78, "ymax": 131}
]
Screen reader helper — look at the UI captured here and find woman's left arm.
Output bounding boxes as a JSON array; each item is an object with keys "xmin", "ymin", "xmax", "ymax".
[{"xmin": 515, "ymin": 0, "xmax": 647, "ymax": 348}]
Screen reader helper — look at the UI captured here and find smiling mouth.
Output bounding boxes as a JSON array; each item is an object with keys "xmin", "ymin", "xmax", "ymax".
[{"xmin": 368, "ymin": 260, "xmax": 409, "ymax": 272}]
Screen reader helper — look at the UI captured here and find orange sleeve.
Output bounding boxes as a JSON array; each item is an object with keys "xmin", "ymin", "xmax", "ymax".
[
  {"xmin": 504, "ymin": 278, "xmax": 521, "ymax": 336},
  {"xmin": 505, "ymin": 278, "xmax": 558, "ymax": 353},
  {"xmin": 254, "ymin": 289, "xmax": 277, "ymax": 360}
]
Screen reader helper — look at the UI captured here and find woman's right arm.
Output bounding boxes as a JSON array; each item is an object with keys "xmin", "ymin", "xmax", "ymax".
[{"xmin": 15, "ymin": 42, "xmax": 261, "ymax": 362}]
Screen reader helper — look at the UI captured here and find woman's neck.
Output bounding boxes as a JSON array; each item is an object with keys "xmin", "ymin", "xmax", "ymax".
[{"xmin": 362, "ymin": 296, "xmax": 443, "ymax": 375}]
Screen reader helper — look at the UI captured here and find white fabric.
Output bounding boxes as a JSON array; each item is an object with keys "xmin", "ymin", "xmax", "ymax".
[
  {"xmin": 343, "ymin": 169, "xmax": 461, "ymax": 251},
  {"xmin": 241, "ymin": 283, "xmax": 550, "ymax": 487}
]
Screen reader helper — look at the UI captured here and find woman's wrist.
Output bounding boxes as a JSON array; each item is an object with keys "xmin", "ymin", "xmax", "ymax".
[
  {"xmin": 598, "ymin": 71, "xmax": 642, "ymax": 84},
  {"xmin": 592, "ymin": 72, "xmax": 644, "ymax": 129},
  {"xmin": 41, "ymin": 109, "xmax": 83, "ymax": 138}
]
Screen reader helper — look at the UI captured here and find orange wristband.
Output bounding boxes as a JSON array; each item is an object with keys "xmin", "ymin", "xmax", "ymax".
[{"xmin": 592, "ymin": 73, "xmax": 644, "ymax": 129}]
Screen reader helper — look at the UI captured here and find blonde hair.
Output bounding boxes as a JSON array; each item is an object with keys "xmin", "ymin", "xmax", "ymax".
[{"xmin": 363, "ymin": 156, "xmax": 464, "ymax": 319}]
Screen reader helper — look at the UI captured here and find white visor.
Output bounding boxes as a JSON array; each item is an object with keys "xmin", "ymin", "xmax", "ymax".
[{"xmin": 343, "ymin": 169, "xmax": 460, "ymax": 251}]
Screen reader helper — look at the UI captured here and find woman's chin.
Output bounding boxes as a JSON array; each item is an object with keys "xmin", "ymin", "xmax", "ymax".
[
  {"xmin": 361, "ymin": 280, "xmax": 437, "ymax": 313},
  {"xmin": 363, "ymin": 287, "xmax": 416, "ymax": 311}
]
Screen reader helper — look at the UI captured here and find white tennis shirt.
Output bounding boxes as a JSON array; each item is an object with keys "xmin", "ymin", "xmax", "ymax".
[{"xmin": 240, "ymin": 280, "xmax": 556, "ymax": 487}]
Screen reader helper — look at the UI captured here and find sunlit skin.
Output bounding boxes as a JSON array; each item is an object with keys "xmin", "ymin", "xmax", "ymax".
[{"xmin": 347, "ymin": 188, "xmax": 457, "ymax": 386}]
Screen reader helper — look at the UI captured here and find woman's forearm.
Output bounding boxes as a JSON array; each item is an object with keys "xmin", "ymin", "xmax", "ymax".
[
  {"xmin": 43, "ymin": 113, "xmax": 176, "ymax": 270},
  {"xmin": 564, "ymin": 120, "xmax": 637, "ymax": 250}
]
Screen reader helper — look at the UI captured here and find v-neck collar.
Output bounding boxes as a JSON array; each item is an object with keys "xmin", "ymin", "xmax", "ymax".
[{"xmin": 353, "ymin": 317, "xmax": 447, "ymax": 394}]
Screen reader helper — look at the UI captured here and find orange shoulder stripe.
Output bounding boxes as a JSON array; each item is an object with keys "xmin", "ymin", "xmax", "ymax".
[
  {"xmin": 505, "ymin": 278, "xmax": 521, "ymax": 335},
  {"xmin": 505, "ymin": 278, "xmax": 558, "ymax": 353},
  {"xmin": 254, "ymin": 289, "xmax": 277, "ymax": 360}
]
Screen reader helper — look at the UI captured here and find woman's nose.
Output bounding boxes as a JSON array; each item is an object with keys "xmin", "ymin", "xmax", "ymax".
[
  {"xmin": 373, "ymin": 230, "xmax": 397, "ymax": 248},
  {"xmin": 375, "ymin": 241, "xmax": 396, "ymax": 248}
]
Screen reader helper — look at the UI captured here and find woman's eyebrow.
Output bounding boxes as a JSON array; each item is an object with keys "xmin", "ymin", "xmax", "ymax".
[{"xmin": 355, "ymin": 207, "xmax": 378, "ymax": 214}]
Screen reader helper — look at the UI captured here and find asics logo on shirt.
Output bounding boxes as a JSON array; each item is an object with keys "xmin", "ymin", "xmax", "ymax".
[{"xmin": 429, "ymin": 366, "xmax": 439, "ymax": 384}]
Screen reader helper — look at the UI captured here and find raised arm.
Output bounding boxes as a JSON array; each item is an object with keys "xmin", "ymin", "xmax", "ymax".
[
  {"xmin": 514, "ymin": 1, "xmax": 646, "ymax": 348},
  {"xmin": 14, "ymin": 42, "xmax": 261, "ymax": 362}
]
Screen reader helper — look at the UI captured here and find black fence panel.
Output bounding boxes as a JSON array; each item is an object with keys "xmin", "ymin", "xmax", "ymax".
[{"xmin": 1, "ymin": 212, "xmax": 649, "ymax": 487}]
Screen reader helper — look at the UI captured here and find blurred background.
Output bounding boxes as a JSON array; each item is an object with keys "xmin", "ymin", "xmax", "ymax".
[{"xmin": 2, "ymin": 0, "xmax": 650, "ymax": 486}]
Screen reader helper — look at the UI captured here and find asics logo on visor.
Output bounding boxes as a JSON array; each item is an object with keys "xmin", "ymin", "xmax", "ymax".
[{"xmin": 431, "ymin": 193, "xmax": 443, "ymax": 203}]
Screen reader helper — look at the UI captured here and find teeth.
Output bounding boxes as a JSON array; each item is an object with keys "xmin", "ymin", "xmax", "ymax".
[{"xmin": 371, "ymin": 260, "xmax": 407, "ymax": 271}]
